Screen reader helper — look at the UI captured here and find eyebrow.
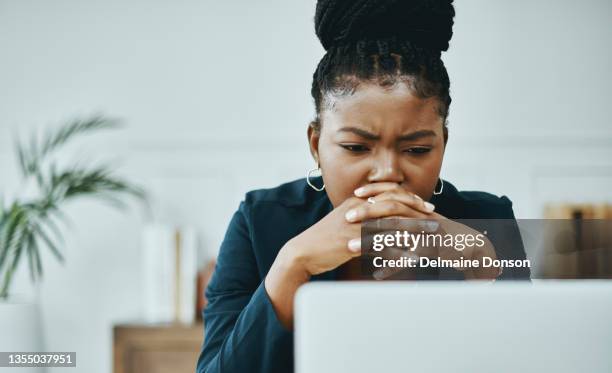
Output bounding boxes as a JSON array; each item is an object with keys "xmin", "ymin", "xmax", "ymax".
[{"xmin": 337, "ymin": 126, "xmax": 437, "ymax": 142}]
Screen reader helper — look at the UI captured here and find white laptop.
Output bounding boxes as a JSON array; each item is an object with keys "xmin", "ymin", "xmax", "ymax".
[{"xmin": 294, "ymin": 281, "xmax": 612, "ymax": 373}]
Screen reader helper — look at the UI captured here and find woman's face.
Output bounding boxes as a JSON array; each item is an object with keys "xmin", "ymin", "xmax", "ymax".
[{"xmin": 308, "ymin": 81, "xmax": 447, "ymax": 208}]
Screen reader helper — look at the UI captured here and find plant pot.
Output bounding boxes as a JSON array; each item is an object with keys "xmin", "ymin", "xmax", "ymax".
[{"xmin": 0, "ymin": 297, "xmax": 44, "ymax": 373}]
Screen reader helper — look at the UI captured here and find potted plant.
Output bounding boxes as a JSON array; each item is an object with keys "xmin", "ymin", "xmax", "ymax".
[{"xmin": 0, "ymin": 115, "xmax": 146, "ymax": 353}]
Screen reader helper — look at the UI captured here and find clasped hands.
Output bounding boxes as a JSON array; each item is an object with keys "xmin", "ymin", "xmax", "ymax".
[
  {"xmin": 347, "ymin": 182, "xmax": 501, "ymax": 280},
  {"xmin": 282, "ymin": 182, "xmax": 501, "ymax": 280}
]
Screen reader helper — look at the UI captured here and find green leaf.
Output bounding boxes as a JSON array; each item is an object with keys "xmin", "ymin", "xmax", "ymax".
[
  {"xmin": 28, "ymin": 133, "xmax": 39, "ymax": 174},
  {"xmin": 16, "ymin": 142, "xmax": 30, "ymax": 177},
  {"xmin": 26, "ymin": 230, "xmax": 37, "ymax": 282},
  {"xmin": 40, "ymin": 116, "xmax": 122, "ymax": 157},
  {"xmin": 48, "ymin": 207, "xmax": 73, "ymax": 229},
  {"xmin": 15, "ymin": 115, "xmax": 123, "ymax": 179},
  {"xmin": 2, "ymin": 114, "xmax": 147, "ymax": 297},
  {"xmin": 0, "ymin": 215, "xmax": 27, "ymax": 298},
  {"xmin": 0, "ymin": 198, "xmax": 7, "ymax": 232},
  {"xmin": 47, "ymin": 165, "xmax": 145, "ymax": 208},
  {"xmin": 32, "ymin": 222, "xmax": 64, "ymax": 263},
  {"xmin": 0, "ymin": 205, "xmax": 25, "ymax": 274},
  {"xmin": 39, "ymin": 212, "xmax": 65, "ymax": 246},
  {"xmin": 90, "ymin": 193, "xmax": 129, "ymax": 211},
  {"xmin": 32, "ymin": 235, "xmax": 43, "ymax": 279}
]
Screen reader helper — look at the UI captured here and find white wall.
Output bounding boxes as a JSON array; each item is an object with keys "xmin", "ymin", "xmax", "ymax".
[{"xmin": 0, "ymin": 1, "xmax": 610, "ymax": 373}]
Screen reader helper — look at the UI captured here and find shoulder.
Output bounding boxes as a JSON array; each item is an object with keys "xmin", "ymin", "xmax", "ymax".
[
  {"xmin": 239, "ymin": 176, "xmax": 329, "ymax": 239},
  {"xmin": 236, "ymin": 177, "xmax": 329, "ymax": 273},
  {"xmin": 433, "ymin": 179, "xmax": 516, "ymax": 219}
]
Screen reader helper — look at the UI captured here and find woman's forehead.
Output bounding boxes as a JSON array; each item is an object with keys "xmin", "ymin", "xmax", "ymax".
[{"xmin": 321, "ymin": 82, "xmax": 443, "ymax": 133}]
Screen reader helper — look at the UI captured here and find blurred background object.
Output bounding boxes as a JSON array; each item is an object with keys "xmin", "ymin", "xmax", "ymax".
[
  {"xmin": 195, "ymin": 259, "xmax": 216, "ymax": 322},
  {"xmin": 0, "ymin": 300, "xmax": 44, "ymax": 373},
  {"xmin": 536, "ymin": 204, "xmax": 612, "ymax": 279},
  {"xmin": 544, "ymin": 203, "xmax": 612, "ymax": 219},
  {"xmin": 1, "ymin": 115, "xmax": 146, "ymax": 299},
  {"xmin": 113, "ymin": 323, "xmax": 202, "ymax": 373},
  {"xmin": 0, "ymin": 115, "xmax": 145, "ymax": 372},
  {"xmin": 141, "ymin": 224, "xmax": 197, "ymax": 325}
]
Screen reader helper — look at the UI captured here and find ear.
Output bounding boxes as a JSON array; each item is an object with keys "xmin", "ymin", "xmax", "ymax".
[
  {"xmin": 443, "ymin": 125, "xmax": 448, "ymax": 149},
  {"xmin": 307, "ymin": 121, "xmax": 321, "ymax": 164}
]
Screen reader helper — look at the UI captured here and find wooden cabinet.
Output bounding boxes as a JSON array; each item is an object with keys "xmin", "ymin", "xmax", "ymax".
[
  {"xmin": 543, "ymin": 203, "xmax": 612, "ymax": 218},
  {"xmin": 541, "ymin": 203, "xmax": 612, "ymax": 278},
  {"xmin": 113, "ymin": 323, "xmax": 204, "ymax": 373}
]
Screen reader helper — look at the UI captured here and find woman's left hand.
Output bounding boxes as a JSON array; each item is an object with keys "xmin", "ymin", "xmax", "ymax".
[{"xmin": 350, "ymin": 182, "xmax": 502, "ymax": 280}]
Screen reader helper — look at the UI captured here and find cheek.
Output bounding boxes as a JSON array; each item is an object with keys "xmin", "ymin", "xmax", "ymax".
[
  {"xmin": 406, "ymin": 149, "xmax": 444, "ymax": 197},
  {"xmin": 318, "ymin": 142, "xmax": 366, "ymax": 207},
  {"xmin": 411, "ymin": 151, "xmax": 443, "ymax": 177},
  {"xmin": 320, "ymin": 165, "xmax": 363, "ymax": 208}
]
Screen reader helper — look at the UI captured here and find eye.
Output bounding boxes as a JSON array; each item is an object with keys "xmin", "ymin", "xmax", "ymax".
[
  {"xmin": 340, "ymin": 144, "xmax": 370, "ymax": 153},
  {"xmin": 403, "ymin": 147, "xmax": 431, "ymax": 154}
]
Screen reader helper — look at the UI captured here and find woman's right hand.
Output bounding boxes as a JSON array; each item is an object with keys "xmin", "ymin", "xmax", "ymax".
[
  {"xmin": 280, "ymin": 196, "xmax": 365, "ymax": 276},
  {"xmin": 265, "ymin": 186, "xmax": 435, "ymax": 329},
  {"xmin": 264, "ymin": 195, "xmax": 366, "ymax": 329},
  {"xmin": 282, "ymin": 183, "xmax": 437, "ymax": 276}
]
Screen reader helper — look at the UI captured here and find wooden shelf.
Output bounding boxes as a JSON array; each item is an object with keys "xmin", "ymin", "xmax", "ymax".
[{"xmin": 113, "ymin": 323, "xmax": 204, "ymax": 373}]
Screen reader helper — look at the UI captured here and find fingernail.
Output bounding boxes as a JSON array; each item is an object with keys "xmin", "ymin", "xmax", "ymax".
[
  {"xmin": 348, "ymin": 238, "xmax": 361, "ymax": 252},
  {"xmin": 424, "ymin": 202, "xmax": 435, "ymax": 212},
  {"xmin": 373, "ymin": 269, "xmax": 385, "ymax": 280},
  {"xmin": 413, "ymin": 194, "xmax": 423, "ymax": 201},
  {"xmin": 354, "ymin": 187, "xmax": 365, "ymax": 196},
  {"xmin": 407, "ymin": 252, "xmax": 420, "ymax": 261},
  {"xmin": 425, "ymin": 220, "xmax": 439, "ymax": 232},
  {"xmin": 345, "ymin": 209, "xmax": 358, "ymax": 222}
]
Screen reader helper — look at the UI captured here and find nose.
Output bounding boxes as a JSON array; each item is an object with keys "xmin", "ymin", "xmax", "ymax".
[{"xmin": 367, "ymin": 149, "xmax": 404, "ymax": 184}]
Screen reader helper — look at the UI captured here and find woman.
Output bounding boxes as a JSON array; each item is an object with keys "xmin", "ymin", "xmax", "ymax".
[{"xmin": 196, "ymin": 1, "xmax": 529, "ymax": 372}]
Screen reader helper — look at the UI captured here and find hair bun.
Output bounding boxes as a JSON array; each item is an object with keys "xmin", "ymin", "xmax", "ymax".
[{"xmin": 315, "ymin": 0, "xmax": 455, "ymax": 52}]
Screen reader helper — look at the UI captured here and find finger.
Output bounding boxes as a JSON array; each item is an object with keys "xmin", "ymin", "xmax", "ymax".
[
  {"xmin": 354, "ymin": 182, "xmax": 428, "ymax": 202},
  {"xmin": 372, "ymin": 217, "xmax": 441, "ymax": 231},
  {"xmin": 371, "ymin": 250, "xmax": 419, "ymax": 280},
  {"xmin": 346, "ymin": 235, "xmax": 364, "ymax": 258},
  {"xmin": 347, "ymin": 237, "xmax": 361, "ymax": 254},
  {"xmin": 372, "ymin": 246, "xmax": 471, "ymax": 275},
  {"xmin": 362, "ymin": 223, "xmax": 441, "ymax": 255},
  {"xmin": 368, "ymin": 190, "xmax": 435, "ymax": 215},
  {"xmin": 354, "ymin": 182, "xmax": 405, "ymax": 197},
  {"xmin": 345, "ymin": 199, "xmax": 431, "ymax": 223},
  {"xmin": 366, "ymin": 245, "xmax": 416, "ymax": 259}
]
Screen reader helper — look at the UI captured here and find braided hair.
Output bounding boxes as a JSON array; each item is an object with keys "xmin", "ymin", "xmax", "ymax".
[{"xmin": 311, "ymin": 0, "xmax": 455, "ymax": 133}]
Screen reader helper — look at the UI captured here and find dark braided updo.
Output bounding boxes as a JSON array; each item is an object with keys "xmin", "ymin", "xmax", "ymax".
[{"xmin": 311, "ymin": 0, "xmax": 455, "ymax": 132}]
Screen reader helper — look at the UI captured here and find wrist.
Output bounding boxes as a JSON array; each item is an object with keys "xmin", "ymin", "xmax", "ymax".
[
  {"xmin": 264, "ymin": 241, "xmax": 311, "ymax": 330},
  {"xmin": 275, "ymin": 241, "xmax": 311, "ymax": 283}
]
